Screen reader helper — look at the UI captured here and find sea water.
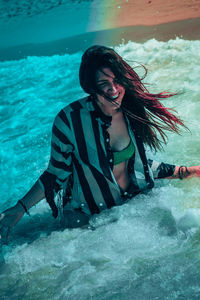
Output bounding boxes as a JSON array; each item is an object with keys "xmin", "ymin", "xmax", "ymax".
[{"xmin": 1, "ymin": 39, "xmax": 200, "ymax": 300}]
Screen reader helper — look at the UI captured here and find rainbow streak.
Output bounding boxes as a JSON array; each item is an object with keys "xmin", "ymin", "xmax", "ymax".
[{"xmin": 85, "ymin": 1, "xmax": 126, "ymax": 47}]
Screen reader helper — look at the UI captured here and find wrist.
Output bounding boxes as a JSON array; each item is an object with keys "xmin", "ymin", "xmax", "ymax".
[
  {"xmin": 17, "ymin": 200, "xmax": 31, "ymax": 216},
  {"xmin": 178, "ymin": 166, "xmax": 190, "ymax": 180}
]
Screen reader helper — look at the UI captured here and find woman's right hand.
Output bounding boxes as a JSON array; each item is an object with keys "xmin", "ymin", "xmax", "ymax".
[{"xmin": 0, "ymin": 203, "xmax": 25, "ymax": 244}]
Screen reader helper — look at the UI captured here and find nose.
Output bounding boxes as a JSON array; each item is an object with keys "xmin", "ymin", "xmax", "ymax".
[{"xmin": 108, "ymin": 82, "xmax": 118, "ymax": 93}]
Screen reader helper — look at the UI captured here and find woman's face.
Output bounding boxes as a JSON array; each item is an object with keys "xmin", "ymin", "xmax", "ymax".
[{"xmin": 95, "ymin": 68, "xmax": 125, "ymax": 113}]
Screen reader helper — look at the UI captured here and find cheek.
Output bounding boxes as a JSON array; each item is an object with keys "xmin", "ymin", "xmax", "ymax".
[
  {"xmin": 120, "ymin": 87, "xmax": 125, "ymax": 96},
  {"xmin": 117, "ymin": 83, "xmax": 124, "ymax": 91},
  {"xmin": 96, "ymin": 94, "xmax": 106, "ymax": 104}
]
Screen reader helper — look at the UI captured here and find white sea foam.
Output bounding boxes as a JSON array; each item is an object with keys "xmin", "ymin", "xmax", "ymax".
[{"xmin": 1, "ymin": 39, "xmax": 200, "ymax": 299}]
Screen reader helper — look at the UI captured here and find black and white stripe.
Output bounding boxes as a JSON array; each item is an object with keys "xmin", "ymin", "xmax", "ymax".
[{"xmin": 39, "ymin": 96, "xmax": 175, "ymax": 218}]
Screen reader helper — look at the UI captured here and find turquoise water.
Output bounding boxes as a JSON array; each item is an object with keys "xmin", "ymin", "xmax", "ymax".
[{"xmin": 1, "ymin": 39, "xmax": 200, "ymax": 299}]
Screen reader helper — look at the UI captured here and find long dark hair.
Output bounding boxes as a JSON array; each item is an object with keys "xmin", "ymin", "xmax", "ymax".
[{"xmin": 79, "ymin": 45, "xmax": 185, "ymax": 151}]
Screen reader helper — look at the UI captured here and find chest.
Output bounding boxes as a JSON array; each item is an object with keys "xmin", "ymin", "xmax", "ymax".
[{"xmin": 107, "ymin": 113, "xmax": 130, "ymax": 151}]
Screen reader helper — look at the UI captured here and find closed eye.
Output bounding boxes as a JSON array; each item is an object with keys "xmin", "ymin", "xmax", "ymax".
[
  {"xmin": 97, "ymin": 81, "xmax": 109, "ymax": 89},
  {"xmin": 97, "ymin": 79, "xmax": 119, "ymax": 86}
]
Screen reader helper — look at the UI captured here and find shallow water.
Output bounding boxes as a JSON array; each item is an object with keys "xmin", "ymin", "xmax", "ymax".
[{"xmin": 1, "ymin": 39, "xmax": 200, "ymax": 299}]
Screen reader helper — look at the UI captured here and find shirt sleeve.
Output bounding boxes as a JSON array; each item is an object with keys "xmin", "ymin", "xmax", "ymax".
[
  {"xmin": 148, "ymin": 159, "xmax": 176, "ymax": 179},
  {"xmin": 39, "ymin": 109, "xmax": 74, "ymax": 218}
]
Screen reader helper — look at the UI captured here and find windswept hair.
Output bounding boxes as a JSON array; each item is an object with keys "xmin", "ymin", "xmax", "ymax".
[{"xmin": 79, "ymin": 45, "xmax": 185, "ymax": 151}]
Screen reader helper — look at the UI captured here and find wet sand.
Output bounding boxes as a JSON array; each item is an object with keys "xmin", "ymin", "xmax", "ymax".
[{"xmin": 105, "ymin": 0, "xmax": 200, "ymax": 27}]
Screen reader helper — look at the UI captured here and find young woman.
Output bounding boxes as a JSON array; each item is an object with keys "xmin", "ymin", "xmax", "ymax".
[{"xmin": 0, "ymin": 45, "xmax": 199, "ymax": 242}]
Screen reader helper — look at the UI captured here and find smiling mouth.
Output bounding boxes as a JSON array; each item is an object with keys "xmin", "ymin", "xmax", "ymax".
[{"xmin": 106, "ymin": 93, "xmax": 120, "ymax": 101}]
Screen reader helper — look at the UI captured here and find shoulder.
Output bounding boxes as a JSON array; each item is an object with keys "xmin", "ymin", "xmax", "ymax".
[
  {"xmin": 53, "ymin": 96, "xmax": 92, "ymax": 128},
  {"xmin": 61, "ymin": 96, "xmax": 90, "ymax": 116}
]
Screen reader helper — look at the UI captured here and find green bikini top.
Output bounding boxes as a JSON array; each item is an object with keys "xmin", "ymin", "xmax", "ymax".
[{"xmin": 113, "ymin": 139, "xmax": 135, "ymax": 165}]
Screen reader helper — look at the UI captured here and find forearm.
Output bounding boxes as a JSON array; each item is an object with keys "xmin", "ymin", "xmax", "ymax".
[
  {"xmin": 18, "ymin": 180, "xmax": 45, "ymax": 211},
  {"xmin": 148, "ymin": 159, "xmax": 200, "ymax": 180},
  {"xmin": 168, "ymin": 165, "xmax": 200, "ymax": 179}
]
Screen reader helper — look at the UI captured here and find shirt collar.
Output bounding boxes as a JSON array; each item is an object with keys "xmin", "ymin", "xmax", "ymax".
[{"xmin": 87, "ymin": 95, "xmax": 112, "ymax": 126}]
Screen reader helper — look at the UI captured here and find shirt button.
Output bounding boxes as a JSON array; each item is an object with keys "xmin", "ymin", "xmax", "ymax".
[
  {"xmin": 81, "ymin": 203, "xmax": 85, "ymax": 207},
  {"xmin": 109, "ymin": 159, "xmax": 113, "ymax": 163},
  {"xmin": 124, "ymin": 192, "xmax": 128, "ymax": 196},
  {"xmin": 99, "ymin": 203, "xmax": 103, "ymax": 207},
  {"xmin": 106, "ymin": 138, "xmax": 109, "ymax": 143},
  {"xmin": 77, "ymin": 219, "xmax": 80, "ymax": 223}
]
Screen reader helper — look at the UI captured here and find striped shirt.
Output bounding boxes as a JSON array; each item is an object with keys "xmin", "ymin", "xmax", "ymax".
[{"xmin": 39, "ymin": 96, "xmax": 175, "ymax": 218}]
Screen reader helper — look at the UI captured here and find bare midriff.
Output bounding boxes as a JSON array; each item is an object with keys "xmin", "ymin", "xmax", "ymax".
[{"xmin": 113, "ymin": 161, "xmax": 130, "ymax": 191}]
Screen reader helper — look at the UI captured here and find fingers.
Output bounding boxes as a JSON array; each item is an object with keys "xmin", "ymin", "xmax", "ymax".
[
  {"xmin": 0, "ymin": 214, "xmax": 11, "ymax": 244},
  {"xmin": 5, "ymin": 227, "xmax": 11, "ymax": 244},
  {"xmin": 0, "ymin": 226, "xmax": 11, "ymax": 245}
]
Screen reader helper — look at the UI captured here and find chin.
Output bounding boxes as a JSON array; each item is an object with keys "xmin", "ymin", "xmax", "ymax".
[{"xmin": 112, "ymin": 96, "xmax": 124, "ymax": 108}]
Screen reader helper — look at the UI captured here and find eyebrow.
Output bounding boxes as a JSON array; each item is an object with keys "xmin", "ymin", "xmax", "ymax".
[{"xmin": 96, "ymin": 70, "xmax": 115, "ymax": 83}]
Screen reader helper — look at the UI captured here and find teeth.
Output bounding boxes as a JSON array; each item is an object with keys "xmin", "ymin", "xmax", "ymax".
[{"xmin": 110, "ymin": 94, "xmax": 119, "ymax": 99}]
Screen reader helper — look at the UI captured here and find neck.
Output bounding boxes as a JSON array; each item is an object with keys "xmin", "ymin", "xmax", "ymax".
[{"xmin": 96, "ymin": 100, "xmax": 121, "ymax": 117}]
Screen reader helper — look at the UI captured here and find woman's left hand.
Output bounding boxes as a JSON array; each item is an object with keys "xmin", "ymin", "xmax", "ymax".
[{"xmin": 171, "ymin": 166, "xmax": 200, "ymax": 179}]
